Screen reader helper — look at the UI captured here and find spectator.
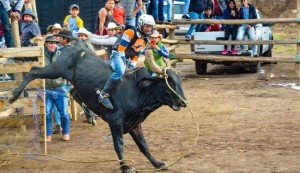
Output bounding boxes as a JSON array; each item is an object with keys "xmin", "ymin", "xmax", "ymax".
[
  {"xmin": 46, "ymin": 23, "xmax": 62, "ymax": 35},
  {"xmin": 96, "ymin": 0, "xmax": 117, "ymax": 35},
  {"xmin": 0, "ymin": 0, "xmax": 24, "ymax": 47},
  {"xmin": 176, "ymin": 0, "xmax": 191, "ymax": 19},
  {"xmin": 0, "ymin": 20, "xmax": 4, "ymax": 48},
  {"xmin": 148, "ymin": 0, "xmax": 165, "ymax": 23},
  {"xmin": 63, "ymin": 4, "xmax": 83, "ymax": 37},
  {"xmin": 44, "ymin": 35, "xmax": 70, "ymax": 142},
  {"xmin": 185, "ymin": 0, "xmax": 205, "ymax": 41},
  {"xmin": 113, "ymin": 0, "xmax": 125, "ymax": 26},
  {"xmin": 222, "ymin": 0, "xmax": 238, "ymax": 55},
  {"xmin": 120, "ymin": 0, "xmax": 143, "ymax": 27},
  {"xmin": 200, "ymin": 6, "xmax": 221, "ymax": 32},
  {"xmin": 56, "ymin": 30, "xmax": 73, "ymax": 51},
  {"xmin": 211, "ymin": 0, "xmax": 226, "ymax": 19},
  {"xmin": 77, "ymin": 27, "xmax": 94, "ymax": 51},
  {"xmin": 236, "ymin": 0, "xmax": 258, "ymax": 57},
  {"xmin": 91, "ymin": 22, "xmax": 120, "ymax": 60},
  {"xmin": 144, "ymin": 30, "xmax": 170, "ymax": 76},
  {"xmin": 20, "ymin": 9, "xmax": 41, "ymax": 47}
]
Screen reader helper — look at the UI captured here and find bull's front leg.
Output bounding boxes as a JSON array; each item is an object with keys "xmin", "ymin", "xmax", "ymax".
[
  {"xmin": 107, "ymin": 115, "xmax": 136, "ymax": 173},
  {"xmin": 129, "ymin": 124, "xmax": 168, "ymax": 170},
  {"xmin": 9, "ymin": 65, "xmax": 60, "ymax": 103}
]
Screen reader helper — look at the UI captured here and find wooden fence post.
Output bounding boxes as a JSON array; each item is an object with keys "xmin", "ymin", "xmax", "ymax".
[{"xmin": 296, "ymin": 0, "xmax": 300, "ymax": 78}]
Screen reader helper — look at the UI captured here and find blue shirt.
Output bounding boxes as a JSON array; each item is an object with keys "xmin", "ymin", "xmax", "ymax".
[
  {"xmin": 242, "ymin": 6, "xmax": 250, "ymax": 20},
  {"xmin": 68, "ymin": 17, "xmax": 78, "ymax": 36}
]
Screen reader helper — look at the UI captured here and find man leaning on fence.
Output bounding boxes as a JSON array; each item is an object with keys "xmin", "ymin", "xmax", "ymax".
[{"xmin": 44, "ymin": 35, "xmax": 71, "ymax": 142}]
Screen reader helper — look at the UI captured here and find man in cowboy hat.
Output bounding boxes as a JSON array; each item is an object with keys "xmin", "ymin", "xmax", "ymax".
[
  {"xmin": 144, "ymin": 29, "xmax": 170, "ymax": 76},
  {"xmin": 43, "ymin": 35, "xmax": 71, "ymax": 142},
  {"xmin": 77, "ymin": 27, "xmax": 94, "ymax": 51},
  {"xmin": 56, "ymin": 29, "xmax": 73, "ymax": 51}
]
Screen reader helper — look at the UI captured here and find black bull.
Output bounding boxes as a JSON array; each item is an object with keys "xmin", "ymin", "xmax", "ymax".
[{"xmin": 9, "ymin": 46, "xmax": 187, "ymax": 172}]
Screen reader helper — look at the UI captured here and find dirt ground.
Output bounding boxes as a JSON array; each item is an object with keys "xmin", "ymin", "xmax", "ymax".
[{"xmin": 1, "ymin": 27, "xmax": 300, "ymax": 172}]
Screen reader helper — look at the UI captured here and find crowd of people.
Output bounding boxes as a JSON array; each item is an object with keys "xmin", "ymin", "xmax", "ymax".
[{"xmin": 0, "ymin": 0, "xmax": 259, "ymax": 142}]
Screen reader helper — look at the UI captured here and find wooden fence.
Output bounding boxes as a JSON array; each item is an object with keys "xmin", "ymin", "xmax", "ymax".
[{"xmin": 157, "ymin": 1, "xmax": 300, "ymax": 78}]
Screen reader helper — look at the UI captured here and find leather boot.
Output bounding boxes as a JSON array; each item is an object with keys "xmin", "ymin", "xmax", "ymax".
[{"xmin": 96, "ymin": 78, "xmax": 118, "ymax": 109}]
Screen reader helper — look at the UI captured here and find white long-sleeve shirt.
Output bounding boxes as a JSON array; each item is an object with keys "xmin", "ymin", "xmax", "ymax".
[
  {"xmin": 91, "ymin": 34, "xmax": 118, "ymax": 46},
  {"xmin": 0, "ymin": 0, "xmax": 24, "ymax": 12}
]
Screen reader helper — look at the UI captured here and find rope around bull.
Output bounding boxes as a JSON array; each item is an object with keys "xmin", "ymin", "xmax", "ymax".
[{"xmin": 0, "ymin": 67, "xmax": 200, "ymax": 172}]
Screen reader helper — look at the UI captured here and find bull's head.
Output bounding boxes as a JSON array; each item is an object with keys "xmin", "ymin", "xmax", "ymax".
[{"xmin": 139, "ymin": 68, "xmax": 187, "ymax": 111}]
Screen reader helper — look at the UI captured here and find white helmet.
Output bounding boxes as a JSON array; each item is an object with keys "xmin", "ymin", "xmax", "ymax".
[{"xmin": 137, "ymin": 14, "xmax": 155, "ymax": 36}]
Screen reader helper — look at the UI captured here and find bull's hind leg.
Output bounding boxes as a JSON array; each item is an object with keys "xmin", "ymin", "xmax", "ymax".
[
  {"xmin": 129, "ymin": 124, "xmax": 168, "ymax": 170},
  {"xmin": 9, "ymin": 66, "xmax": 61, "ymax": 103}
]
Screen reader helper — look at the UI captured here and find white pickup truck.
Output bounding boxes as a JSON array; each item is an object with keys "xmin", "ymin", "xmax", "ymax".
[{"xmin": 192, "ymin": 9, "xmax": 273, "ymax": 74}]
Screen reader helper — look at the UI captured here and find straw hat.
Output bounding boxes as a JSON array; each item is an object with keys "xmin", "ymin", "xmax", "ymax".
[
  {"xmin": 150, "ymin": 30, "xmax": 161, "ymax": 38},
  {"xmin": 77, "ymin": 28, "xmax": 92, "ymax": 39}
]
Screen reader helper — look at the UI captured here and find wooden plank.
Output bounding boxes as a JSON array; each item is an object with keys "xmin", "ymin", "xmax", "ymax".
[
  {"xmin": 0, "ymin": 108, "xmax": 15, "ymax": 118},
  {"xmin": 173, "ymin": 18, "xmax": 299, "ymax": 25},
  {"xmin": 0, "ymin": 114, "xmax": 43, "ymax": 128},
  {"xmin": 161, "ymin": 38, "xmax": 298, "ymax": 45},
  {"xmin": 174, "ymin": 53, "xmax": 296, "ymax": 63},
  {"xmin": 155, "ymin": 24, "xmax": 179, "ymax": 29},
  {"xmin": 296, "ymin": 0, "xmax": 300, "ymax": 78},
  {"xmin": 0, "ymin": 61, "xmax": 40, "ymax": 73},
  {"xmin": 0, "ymin": 79, "xmax": 44, "ymax": 89},
  {"xmin": 0, "ymin": 47, "xmax": 43, "ymax": 59},
  {"xmin": 11, "ymin": 20, "xmax": 21, "ymax": 47}
]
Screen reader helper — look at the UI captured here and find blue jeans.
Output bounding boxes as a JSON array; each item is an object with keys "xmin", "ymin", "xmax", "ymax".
[
  {"xmin": 53, "ymin": 105, "xmax": 61, "ymax": 125},
  {"xmin": 126, "ymin": 17, "xmax": 136, "ymax": 27},
  {"xmin": 0, "ymin": 2, "xmax": 14, "ymax": 47},
  {"xmin": 46, "ymin": 86, "xmax": 70, "ymax": 136},
  {"xmin": 186, "ymin": 12, "xmax": 204, "ymax": 36},
  {"xmin": 164, "ymin": 0, "xmax": 172, "ymax": 21},
  {"xmin": 149, "ymin": 0, "xmax": 165, "ymax": 21},
  {"xmin": 109, "ymin": 50, "xmax": 126, "ymax": 80},
  {"xmin": 176, "ymin": 0, "xmax": 190, "ymax": 15},
  {"xmin": 237, "ymin": 25, "xmax": 257, "ymax": 54}
]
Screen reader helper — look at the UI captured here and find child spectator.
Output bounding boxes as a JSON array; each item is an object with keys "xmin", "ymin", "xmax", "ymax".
[
  {"xmin": 77, "ymin": 27, "xmax": 94, "ymax": 51},
  {"xmin": 63, "ymin": 4, "xmax": 83, "ymax": 37},
  {"xmin": 113, "ymin": 0, "xmax": 125, "ymax": 26},
  {"xmin": 20, "ymin": 9, "xmax": 41, "ymax": 47},
  {"xmin": 91, "ymin": 22, "xmax": 120, "ymax": 60},
  {"xmin": 222, "ymin": 0, "xmax": 238, "ymax": 55},
  {"xmin": 144, "ymin": 30, "xmax": 170, "ymax": 76},
  {"xmin": 200, "ymin": 6, "xmax": 221, "ymax": 32}
]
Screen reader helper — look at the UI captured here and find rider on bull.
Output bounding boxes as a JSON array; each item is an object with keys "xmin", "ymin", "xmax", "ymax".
[{"xmin": 96, "ymin": 14, "xmax": 156, "ymax": 109}]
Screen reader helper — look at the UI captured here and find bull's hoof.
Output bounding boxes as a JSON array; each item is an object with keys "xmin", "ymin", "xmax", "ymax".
[
  {"xmin": 120, "ymin": 165, "xmax": 136, "ymax": 173},
  {"xmin": 156, "ymin": 163, "xmax": 169, "ymax": 170}
]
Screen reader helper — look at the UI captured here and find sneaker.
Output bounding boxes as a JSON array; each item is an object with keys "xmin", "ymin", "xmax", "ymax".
[
  {"xmin": 221, "ymin": 49, "xmax": 228, "ymax": 55},
  {"xmin": 185, "ymin": 35, "xmax": 191, "ymax": 41},
  {"xmin": 237, "ymin": 49, "xmax": 248, "ymax": 55},
  {"xmin": 253, "ymin": 53, "xmax": 259, "ymax": 57},
  {"xmin": 230, "ymin": 49, "xmax": 237, "ymax": 55},
  {"xmin": 62, "ymin": 134, "xmax": 70, "ymax": 141},
  {"xmin": 182, "ymin": 14, "xmax": 190, "ymax": 20}
]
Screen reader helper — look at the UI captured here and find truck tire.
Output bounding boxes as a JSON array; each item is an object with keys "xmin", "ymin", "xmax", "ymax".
[
  {"xmin": 195, "ymin": 60, "xmax": 207, "ymax": 75},
  {"xmin": 249, "ymin": 63, "xmax": 259, "ymax": 73}
]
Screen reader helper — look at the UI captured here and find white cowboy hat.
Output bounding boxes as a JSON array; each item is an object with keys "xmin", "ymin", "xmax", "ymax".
[
  {"xmin": 107, "ymin": 22, "xmax": 118, "ymax": 30},
  {"xmin": 51, "ymin": 23, "xmax": 62, "ymax": 31},
  {"xmin": 150, "ymin": 30, "xmax": 161, "ymax": 38},
  {"xmin": 77, "ymin": 27, "xmax": 92, "ymax": 39}
]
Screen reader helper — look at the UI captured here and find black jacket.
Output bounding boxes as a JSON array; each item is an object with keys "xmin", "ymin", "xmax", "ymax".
[{"xmin": 238, "ymin": 3, "xmax": 257, "ymax": 27}]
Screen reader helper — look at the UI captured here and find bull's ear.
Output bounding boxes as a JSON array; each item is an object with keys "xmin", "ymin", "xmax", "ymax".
[{"xmin": 138, "ymin": 79, "xmax": 155, "ymax": 88}]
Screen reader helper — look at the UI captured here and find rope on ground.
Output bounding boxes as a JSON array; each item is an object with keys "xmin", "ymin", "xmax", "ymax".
[{"xmin": 0, "ymin": 153, "xmax": 135, "ymax": 168}]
